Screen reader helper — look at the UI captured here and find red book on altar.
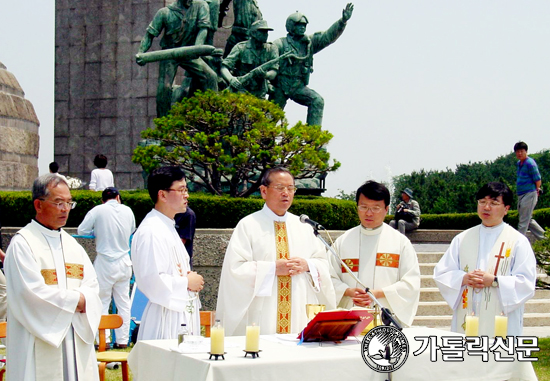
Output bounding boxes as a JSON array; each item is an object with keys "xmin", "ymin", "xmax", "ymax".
[{"xmin": 297, "ymin": 309, "xmax": 374, "ymax": 342}]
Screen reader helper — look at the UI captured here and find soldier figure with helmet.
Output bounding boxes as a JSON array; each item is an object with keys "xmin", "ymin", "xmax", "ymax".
[
  {"xmin": 221, "ymin": 19, "xmax": 279, "ymax": 98},
  {"xmin": 270, "ymin": 3, "xmax": 354, "ymax": 126}
]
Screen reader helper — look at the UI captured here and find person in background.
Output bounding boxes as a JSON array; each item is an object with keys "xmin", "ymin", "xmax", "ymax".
[
  {"xmin": 49, "ymin": 161, "xmax": 68, "ymax": 182},
  {"xmin": 78, "ymin": 187, "xmax": 136, "ymax": 348},
  {"xmin": 514, "ymin": 141, "xmax": 545, "ymax": 240},
  {"xmin": 89, "ymin": 154, "xmax": 114, "ymax": 191},
  {"xmin": 389, "ymin": 187, "xmax": 421, "ymax": 235},
  {"xmin": 175, "ymin": 207, "xmax": 197, "ymax": 268}
]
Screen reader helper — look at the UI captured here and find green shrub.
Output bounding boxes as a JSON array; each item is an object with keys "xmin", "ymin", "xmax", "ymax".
[{"xmin": 1, "ymin": 190, "xmax": 549, "ymax": 231}]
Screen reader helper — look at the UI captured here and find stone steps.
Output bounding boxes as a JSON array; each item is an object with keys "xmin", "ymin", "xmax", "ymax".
[
  {"xmin": 420, "ymin": 287, "xmax": 550, "ymax": 302},
  {"xmin": 416, "ymin": 299, "xmax": 550, "ymax": 316},
  {"xmin": 415, "ymin": 251, "xmax": 550, "ymax": 327}
]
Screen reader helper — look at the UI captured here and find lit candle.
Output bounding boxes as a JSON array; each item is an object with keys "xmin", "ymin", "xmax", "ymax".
[
  {"xmin": 465, "ymin": 315, "xmax": 479, "ymax": 336},
  {"xmin": 494, "ymin": 315, "xmax": 508, "ymax": 338},
  {"xmin": 245, "ymin": 325, "xmax": 260, "ymax": 352},
  {"xmin": 210, "ymin": 322, "xmax": 224, "ymax": 355}
]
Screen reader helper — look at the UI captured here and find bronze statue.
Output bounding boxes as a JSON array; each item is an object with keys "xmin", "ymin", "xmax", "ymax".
[
  {"xmin": 137, "ymin": 0, "xmax": 219, "ymax": 117},
  {"xmin": 221, "ymin": 20, "xmax": 279, "ymax": 98},
  {"xmin": 220, "ymin": 0, "xmax": 263, "ymax": 57},
  {"xmin": 270, "ymin": 3, "xmax": 354, "ymax": 126}
]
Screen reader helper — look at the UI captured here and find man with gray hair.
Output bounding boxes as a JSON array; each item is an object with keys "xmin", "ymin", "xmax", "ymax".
[{"xmin": 5, "ymin": 174, "xmax": 101, "ymax": 380}]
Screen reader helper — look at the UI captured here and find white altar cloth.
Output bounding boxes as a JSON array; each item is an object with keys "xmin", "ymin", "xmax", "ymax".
[{"xmin": 128, "ymin": 327, "xmax": 537, "ymax": 381}]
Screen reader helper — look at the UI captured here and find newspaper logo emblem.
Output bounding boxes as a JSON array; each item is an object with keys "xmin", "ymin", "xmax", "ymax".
[{"xmin": 361, "ymin": 326, "xmax": 409, "ymax": 372}]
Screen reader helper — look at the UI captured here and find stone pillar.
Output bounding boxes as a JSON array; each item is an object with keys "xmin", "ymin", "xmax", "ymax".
[{"xmin": 0, "ymin": 61, "xmax": 40, "ymax": 191}]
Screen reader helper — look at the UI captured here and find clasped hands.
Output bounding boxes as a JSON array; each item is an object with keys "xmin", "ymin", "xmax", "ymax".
[
  {"xmin": 462, "ymin": 269, "xmax": 495, "ymax": 289},
  {"xmin": 345, "ymin": 288, "xmax": 385, "ymax": 307},
  {"xmin": 276, "ymin": 258, "xmax": 309, "ymax": 276},
  {"xmin": 187, "ymin": 271, "xmax": 205, "ymax": 292}
]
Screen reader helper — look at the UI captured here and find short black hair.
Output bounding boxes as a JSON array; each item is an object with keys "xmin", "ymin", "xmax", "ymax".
[
  {"xmin": 476, "ymin": 182, "xmax": 513, "ymax": 207},
  {"xmin": 513, "ymin": 141, "xmax": 528, "ymax": 152},
  {"xmin": 261, "ymin": 167, "xmax": 293, "ymax": 186},
  {"xmin": 93, "ymin": 154, "xmax": 108, "ymax": 168},
  {"xmin": 102, "ymin": 187, "xmax": 119, "ymax": 202},
  {"xmin": 49, "ymin": 162, "xmax": 59, "ymax": 173},
  {"xmin": 147, "ymin": 166, "xmax": 186, "ymax": 203},
  {"xmin": 356, "ymin": 180, "xmax": 390, "ymax": 207}
]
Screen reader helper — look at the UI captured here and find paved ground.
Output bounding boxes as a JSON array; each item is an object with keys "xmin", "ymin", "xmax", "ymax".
[{"xmin": 413, "ymin": 243, "xmax": 450, "ymax": 252}]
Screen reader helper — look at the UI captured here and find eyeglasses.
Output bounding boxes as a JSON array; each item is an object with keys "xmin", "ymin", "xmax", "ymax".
[
  {"xmin": 268, "ymin": 185, "xmax": 297, "ymax": 193},
  {"xmin": 39, "ymin": 199, "xmax": 77, "ymax": 210},
  {"xmin": 165, "ymin": 187, "xmax": 189, "ymax": 195},
  {"xmin": 357, "ymin": 205, "xmax": 384, "ymax": 214},
  {"xmin": 477, "ymin": 199, "xmax": 503, "ymax": 207}
]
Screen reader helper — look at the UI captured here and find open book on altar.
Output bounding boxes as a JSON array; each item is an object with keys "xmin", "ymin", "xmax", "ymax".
[{"xmin": 297, "ymin": 309, "xmax": 375, "ymax": 342}]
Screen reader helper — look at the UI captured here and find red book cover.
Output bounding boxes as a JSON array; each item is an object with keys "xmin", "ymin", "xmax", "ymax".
[{"xmin": 297, "ymin": 309, "xmax": 375, "ymax": 342}]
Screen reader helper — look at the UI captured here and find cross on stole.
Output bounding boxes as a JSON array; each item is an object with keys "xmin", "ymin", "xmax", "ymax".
[{"xmin": 493, "ymin": 242, "xmax": 505, "ymax": 276}]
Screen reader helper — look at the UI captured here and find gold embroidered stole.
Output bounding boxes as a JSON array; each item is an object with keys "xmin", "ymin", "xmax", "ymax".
[
  {"xmin": 18, "ymin": 223, "xmax": 85, "ymax": 289},
  {"xmin": 275, "ymin": 221, "xmax": 292, "ymax": 334},
  {"xmin": 457, "ymin": 224, "xmax": 518, "ymax": 335}
]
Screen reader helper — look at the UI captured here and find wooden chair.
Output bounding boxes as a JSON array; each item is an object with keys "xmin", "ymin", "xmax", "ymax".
[
  {"xmin": 96, "ymin": 315, "xmax": 129, "ymax": 381},
  {"xmin": 0, "ymin": 322, "xmax": 5, "ymax": 381},
  {"xmin": 200, "ymin": 311, "xmax": 213, "ymax": 338}
]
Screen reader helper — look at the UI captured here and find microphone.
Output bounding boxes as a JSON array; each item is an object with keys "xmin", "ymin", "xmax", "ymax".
[{"xmin": 299, "ymin": 215, "xmax": 325, "ymax": 231}]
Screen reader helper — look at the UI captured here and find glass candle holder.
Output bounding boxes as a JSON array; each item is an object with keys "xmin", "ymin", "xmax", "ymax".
[
  {"xmin": 245, "ymin": 310, "xmax": 261, "ymax": 352},
  {"xmin": 210, "ymin": 314, "xmax": 224, "ymax": 355}
]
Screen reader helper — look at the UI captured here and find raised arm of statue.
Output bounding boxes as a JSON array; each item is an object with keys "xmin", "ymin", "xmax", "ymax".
[{"xmin": 342, "ymin": 3, "xmax": 354, "ymax": 23}]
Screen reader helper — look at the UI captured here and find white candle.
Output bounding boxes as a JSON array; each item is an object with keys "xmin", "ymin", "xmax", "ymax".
[
  {"xmin": 465, "ymin": 316, "xmax": 479, "ymax": 336},
  {"xmin": 245, "ymin": 325, "xmax": 260, "ymax": 352},
  {"xmin": 494, "ymin": 315, "xmax": 508, "ymax": 338},
  {"xmin": 210, "ymin": 326, "xmax": 225, "ymax": 354}
]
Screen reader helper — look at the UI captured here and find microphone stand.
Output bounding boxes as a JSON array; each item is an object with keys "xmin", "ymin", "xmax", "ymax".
[{"xmin": 311, "ymin": 227, "xmax": 402, "ymax": 331}]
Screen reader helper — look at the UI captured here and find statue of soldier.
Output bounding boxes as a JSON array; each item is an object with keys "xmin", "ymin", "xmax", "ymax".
[
  {"xmin": 221, "ymin": 20, "xmax": 278, "ymax": 98},
  {"xmin": 270, "ymin": 3, "xmax": 354, "ymax": 126},
  {"xmin": 221, "ymin": 0, "xmax": 263, "ymax": 57},
  {"xmin": 137, "ymin": 0, "xmax": 219, "ymax": 117}
]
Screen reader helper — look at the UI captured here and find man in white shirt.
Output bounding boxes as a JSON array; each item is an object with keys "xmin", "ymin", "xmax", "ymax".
[
  {"xmin": 131, "ymin": 166, "xmax": 204, "ymax": 339},
  {"xmin": 5, "ymin": 174, "xmax": 101, "ymax": 380},
  {"xmin": 330, "ymin": 180, "xmax": 420, "ymax": 327},
  {"xmin": 78, "ymin": 187, "xmax": 136, "ymax": 347},
  {"xmin": 216, "ymin": 167, "xmax": 336, "ymax": 336},
  {"xmin": 434, "ymin": 182, "xmax": 537, "ymax": 336}
]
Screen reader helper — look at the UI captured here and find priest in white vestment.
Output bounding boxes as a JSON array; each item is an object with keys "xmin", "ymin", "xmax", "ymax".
[
  {"xmin": 216, "ymin": 168, "xmax": 336, "ymax": 336},
  {"xmin": 330, "ymin": 180, "xmax": 420, "ymax": 327},
  {"xmin": 132, "ymin": 166, "xmax": 204, "ymax": 340},
  {"xmin": 434, "ymin": 182, "xmax": 537, "ymax": 336},
  {"xmin": 5, "ymin": 174, "xmax": 102, "ymax": 381}
]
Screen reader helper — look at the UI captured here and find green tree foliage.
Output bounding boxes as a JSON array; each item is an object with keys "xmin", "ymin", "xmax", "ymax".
[
  {"xmin": 132, "ymin": 90, "xmax": 340, "ymax": 197},
  {"xmin": 393, "ymin": 150, "xmax": 550, "ymax": 214}
]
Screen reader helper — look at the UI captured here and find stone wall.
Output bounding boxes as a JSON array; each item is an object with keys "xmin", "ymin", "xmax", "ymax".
[
  {"xmin": 0, "ymin": 62, "xmax": 40, "ymax": 190},
  {"xmin": 0, "ymin": 227, "xmax": 460, "ymax": 311},
  {"xmin": 54, "ymin": 0, "xmax": 231, "ymax": 189}
]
